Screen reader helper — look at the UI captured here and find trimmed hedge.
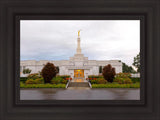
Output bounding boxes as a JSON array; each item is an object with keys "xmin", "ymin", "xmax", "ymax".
[
  {"xmin": 131, "ymin": 78, "xmax": 140, "ymax": 83},
  {"xmin": 92, "ymin": 83, "xmax": 140, "ymax": 88},
  {"xmin": 20, "ymin": 77, "xmax": 28, "ymax": 83},
  {"xmin": 20, "ymin": 83, "xmax": 66, "ymax": 88}
]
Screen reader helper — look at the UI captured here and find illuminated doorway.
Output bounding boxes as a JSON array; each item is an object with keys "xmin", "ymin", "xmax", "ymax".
[{"xmin": 74, "ymin": 69, "xmax": 84, "ymax": 78}]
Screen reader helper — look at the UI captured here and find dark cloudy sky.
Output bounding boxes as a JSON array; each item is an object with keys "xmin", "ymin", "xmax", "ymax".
[{"xmin": 20, "ymin": 20, "xmax": 140, "ymax": 66}]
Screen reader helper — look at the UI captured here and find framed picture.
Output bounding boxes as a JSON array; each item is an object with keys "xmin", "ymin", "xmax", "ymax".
[
  {"xmin": 20, "ymin": 20, "xmax": 141, "ymax": 101},
  {"xmin": 0, "ymin": 0, "xmax": 159, "ymax": 120}
]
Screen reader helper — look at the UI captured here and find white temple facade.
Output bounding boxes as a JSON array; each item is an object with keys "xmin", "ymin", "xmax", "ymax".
[{"xmin": 20, "ymin": 31, "xmax": 122, "ymax": 78}]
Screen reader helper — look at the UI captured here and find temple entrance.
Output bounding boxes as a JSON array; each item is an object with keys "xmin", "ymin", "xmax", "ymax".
[{"xmin": 74, "ymin": 69, "xmax": 84, "ymax": 78}]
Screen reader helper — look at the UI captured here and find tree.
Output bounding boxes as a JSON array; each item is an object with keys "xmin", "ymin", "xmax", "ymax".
[
  {"xmin": 132, "ymin": 53, "xmax": 140, "ymax": 72},
  {"xmin": 41, "ymin": 62, "xmax": 57, "ymax": 83},
  {"xmin": 56, "ymin": 66, "xmax": 59, "ymax": 73},
  {"xmin": 122, "ymin": 62, "xmax": 136, "ymax": 73},
  {"xmin": 23, "ymin": 68, "xmax": 31, "ymax": 74},
  {"xmin": 102, "ymin": 64, "xmax": 116, "ymax": 83}
]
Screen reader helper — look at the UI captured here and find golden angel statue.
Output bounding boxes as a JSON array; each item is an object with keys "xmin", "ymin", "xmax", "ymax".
[{"xmin": 78, "ymin": 30, "xmax": 80, "ymax": 36}]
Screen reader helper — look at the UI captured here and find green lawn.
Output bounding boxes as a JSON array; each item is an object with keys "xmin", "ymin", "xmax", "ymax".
[
  {"xmin": 92, "ymin": 82, "xmax": 140, "ymax": 88},
  {"xmin": 20, "ymin": 83, "xmax": 66, "ymax": 88},
  {"xmin": 20, "ymin": 82, "xmax": 140, "ymax": 88}
]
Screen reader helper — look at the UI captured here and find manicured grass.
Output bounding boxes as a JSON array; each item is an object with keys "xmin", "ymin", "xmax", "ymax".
[
  {"xmin": 92, "ymin": 83, "xmax": 140, "ymax": 88},
  {"xmin": 20, "ymin": 83, "xmax": 66, "ymax": 88}
]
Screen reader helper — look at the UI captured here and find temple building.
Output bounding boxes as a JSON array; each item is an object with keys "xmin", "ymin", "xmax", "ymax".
[{"xmin": 20, "ymin": 31, "xmax": 122, "ymax": 78}]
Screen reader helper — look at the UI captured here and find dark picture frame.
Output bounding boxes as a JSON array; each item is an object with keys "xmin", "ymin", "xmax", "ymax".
[{"xmin": 0, "ymin": 0, "xmax": 160, "ymax": 120}]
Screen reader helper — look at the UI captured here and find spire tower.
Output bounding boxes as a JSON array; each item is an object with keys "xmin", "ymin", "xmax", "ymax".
[{"xmin": 76, "ymin": 30, "xmax": 81, "ymax": 54}]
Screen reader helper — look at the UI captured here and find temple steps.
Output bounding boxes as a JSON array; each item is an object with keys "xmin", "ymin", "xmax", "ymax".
[{"xmin": 68, "ymin": 82, "xmax": 90, "ymax": 87}]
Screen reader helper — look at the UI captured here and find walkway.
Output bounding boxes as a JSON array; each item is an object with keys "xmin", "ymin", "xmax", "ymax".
[{"xmin": 20, "ymin": 88, "xmax": 140, "ymax": 100}]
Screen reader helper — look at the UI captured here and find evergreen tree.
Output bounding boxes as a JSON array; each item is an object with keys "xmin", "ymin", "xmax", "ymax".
[
  {"xmin": 132, "ymin": 53, "xmax": 140, "ymax": 72},
  {"xmin": 122, "ymin": 62, "xmax": 136, "ymax": 73}
]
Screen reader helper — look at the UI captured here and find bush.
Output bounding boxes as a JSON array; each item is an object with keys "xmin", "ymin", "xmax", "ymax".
[
  {"xmin": 61, "ymin": 79, "xmax": 68, "ymax": 84},
  {"xmin": 25, "ymin": 79, "xmax": 36, "ymax": 84},
  {"xmin": 42, "ymin": 62, "xmax": 57, "ymax": 83},
  {"xmin": 23, "ymin": 68, "xmax": 32, "ymax": 74},
  {"xmin": 34, "ymin": 78, "xmax": 44, "ymax": 84},
  {"xmin": 97, "ymin": 78, "xmax": 107, "ymax": 84},
  {"xmin": 90, "ymin": 80, "xmax": 98, "ymax": 84},
  {"xmin": 90, "ymin": 78, "xmax": 107, "ymax": 84},
  {"xmin": 114, "ymin": 77, "xmax": 132, "ymax": 84},
  {"xmin": 88, "ymin": 75, "xmax": 103, "ymax": 80},
  {"xmin": 114, "ymin": 73, "xmax": 132, "ymax": 84},
  {"xmin": 51, "ymin": 76, "xmax": 67, "ymax": 84},
  {"xmin": 27, "ymin": 73, "xmax": 40, "ymax": 80},
  {"xmin": 131, "ymin": 77, "xmax": 140, "ymax": 83},
  {"xmin": 116, "ymin": 72, "xmax": 131, "ymax": 78},
  {"xmin": 57, "ymin": 75, "xmax": 70, "ymax": 80},
  {"xmin": 102, "ymin": 64, "xmax": 116, "ymax": 83},
  {"xmin": 20, "ymin": 77, "xmax": 28, "ymax": 83},
  {"xmin": 51, "ymin": 79, "xmax": 60, "ymax": 84}
]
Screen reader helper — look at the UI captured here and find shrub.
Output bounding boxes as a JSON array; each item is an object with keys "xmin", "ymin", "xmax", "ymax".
[
  {"xmin": 102, "ymin": 64, "xmax": 116, "ymax": 83},
  {"xmin": 90, "ymin": 78, "xmax": 107, "ymax": 84},
  {"xmin": 97, "ymin": 78, "xmax": 107, "ymax": 84},
  {"xmin": 20, "ymin": 77, "xmax": 28, "ymax": 83},
  {"xmin": 116, "ymin": 72, "xmax": 131, "ymax": 78},
  {"xmin": 114, "ymin": 73, "xmax": 132, "ymax": 84},
  {"xmin": 58, "ymin": 75, "xmax": 70, "ymax": 80},
  {"xmin": 61, "ymin": 79, "xmax": 68, "ymax": 84},
  {"xmin": 51, "ymin": 76, "xmax": 65, "ymax": 84},
  {"xmin": 34, "ymin": 78, "xmax": 44, "ymax": 84},
  {"xmin": 66, "ymin": 78, "xmax": 70, "ymax": 80},
  {"xmin": 90, "ymin": 80, "xmax": 98, "ymax": 84},
  {"xmin": 42, "ymin": 62, "xmax": 57, "ymax": 83},
  {"xmin": 23, "ymin": 68, "xmax": 32, "ymax": 74},
  {"xmin": 88, "ymin": 75, "xmax": 103, "ymax": 80},
  {"xmin": 114, "ymin": 77, "xmax": 132, "ymax": 84},
  {"xmin": 51, "ymin": 79, "xmax": 59, "ymax": 84},
  {"xmin": 25, "ymin": 79, "xmax": 36, "ymax": 84},
  {"xmin": 27, "ymin": 73, "xmax": 40, "ymax": 80},
  {"xmin": 131, "ymin": 77, "xmax": 140, "ymax": 83}
]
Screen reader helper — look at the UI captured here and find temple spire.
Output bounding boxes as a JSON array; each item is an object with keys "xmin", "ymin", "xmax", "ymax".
[
  {"xmin": 78, "ymin": 30, "xmax": 80, "ymax": 37},
  {"xmin": 76, "ymin": 30, "xmax": 81, "ymax": 54}
]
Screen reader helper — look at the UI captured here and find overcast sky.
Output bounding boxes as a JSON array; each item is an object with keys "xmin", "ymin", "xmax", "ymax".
[{"xmin": 20, "ymin": 20, "xmax": 140, "ymax": 66}]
